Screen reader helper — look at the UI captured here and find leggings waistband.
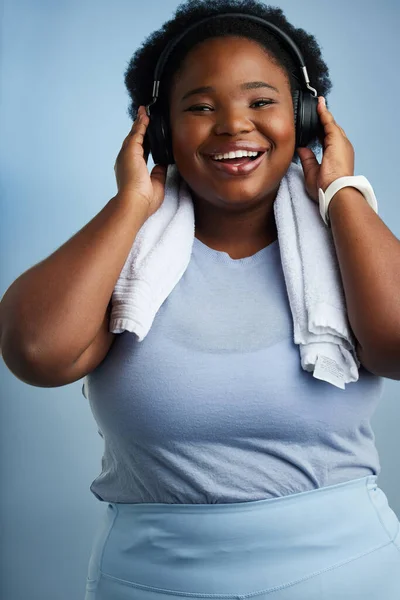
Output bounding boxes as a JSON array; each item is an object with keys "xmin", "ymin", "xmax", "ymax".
[{"xmin": 87, "ymin": 476, "xmax": 400, "ymax": 598}]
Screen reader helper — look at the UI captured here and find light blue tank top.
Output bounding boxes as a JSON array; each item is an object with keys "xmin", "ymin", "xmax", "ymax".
[{"xmin": 83, "ymin": 236, "xmax": 383, "ymax": 504}]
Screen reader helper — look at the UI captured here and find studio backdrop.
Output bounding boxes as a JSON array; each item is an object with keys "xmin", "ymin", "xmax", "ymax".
[{"xmin": 0, "ymin": 1, "xmax": 399, "ymax": 599}]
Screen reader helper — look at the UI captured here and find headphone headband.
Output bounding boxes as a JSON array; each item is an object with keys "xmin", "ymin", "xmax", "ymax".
[{"xmin": 147, "ymin": 13, "xmax": 318, "ymax": 111}]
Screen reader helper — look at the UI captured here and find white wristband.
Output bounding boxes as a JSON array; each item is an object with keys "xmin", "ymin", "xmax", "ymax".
[{"xmin": 318, "ymin": 176, "xmax": 378, "ymax": 227}]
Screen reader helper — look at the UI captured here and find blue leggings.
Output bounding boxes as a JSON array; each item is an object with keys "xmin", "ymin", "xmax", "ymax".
[{"xmin": 85, "ymin": 475, "xmax": 400, "ymax": 599}]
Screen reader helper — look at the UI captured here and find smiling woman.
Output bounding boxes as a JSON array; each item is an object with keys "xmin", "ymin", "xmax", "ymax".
[
  {"xmin": 79, "ymin": 2, "xmax": 400, "ymax": 599},
  {"xmin": 1, "ymin": 0, "xmax": 399, "ymax": 599},
  {"xmin": 79, "ymin": 0, "xmax": 400, "ymax": 597}
]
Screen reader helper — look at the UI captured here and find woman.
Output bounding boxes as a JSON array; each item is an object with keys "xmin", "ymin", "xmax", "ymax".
[{"xmin": 1, "ymin": 1, "xmax": 400, "ymax": 598}]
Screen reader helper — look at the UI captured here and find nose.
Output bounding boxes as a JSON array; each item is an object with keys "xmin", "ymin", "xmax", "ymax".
[{"xmin": 213, "ymin": 106, "xmax": 255, "ymax": 136}]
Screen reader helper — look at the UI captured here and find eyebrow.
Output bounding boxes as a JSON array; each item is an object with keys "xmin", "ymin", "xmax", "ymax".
[{"xmin": 180, "ymin": 81, "xmax": 279, "ymax": 102}]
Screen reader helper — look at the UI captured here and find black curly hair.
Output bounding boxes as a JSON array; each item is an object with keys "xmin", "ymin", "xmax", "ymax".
[{"xmin": 124, "ymin": 0, "xmax": 332, "ymax": 159}]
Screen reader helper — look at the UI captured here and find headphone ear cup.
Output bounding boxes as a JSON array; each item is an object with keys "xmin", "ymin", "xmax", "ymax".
[
  {"xmin": 296, "ymin": 93, "xmax": 320, "ymax": 148},
  {"xmin": 146, "ymin": 111, "xmax": 170, "ymax": 166},
  {"xmin": 293, "ymin": 89, "xmax": 300, "ymax": 146},
  {"xmin": 160, "ymin": 116, "xmax": 175, "ymax": 165}
]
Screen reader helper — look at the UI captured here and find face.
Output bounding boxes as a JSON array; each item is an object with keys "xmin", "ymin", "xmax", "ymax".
[{"xmin": 168, "ymin": 36, "xmax": 296, "ymax": 211}]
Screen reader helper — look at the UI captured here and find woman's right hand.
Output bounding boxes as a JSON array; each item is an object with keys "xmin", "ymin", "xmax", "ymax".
[{"xmin": 114, "ymin": 105, "xmax": 167, "ymax": 219}]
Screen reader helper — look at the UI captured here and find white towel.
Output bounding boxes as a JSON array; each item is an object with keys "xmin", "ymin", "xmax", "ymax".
[{"xmin": 110, "ymin": 162, "xmax": 361, "ymax": 390}]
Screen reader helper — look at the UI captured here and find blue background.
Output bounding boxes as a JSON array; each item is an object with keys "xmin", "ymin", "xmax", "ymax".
[{"xmin": 1, "ymin": 1, "xmax": 399, "ymax": 598}]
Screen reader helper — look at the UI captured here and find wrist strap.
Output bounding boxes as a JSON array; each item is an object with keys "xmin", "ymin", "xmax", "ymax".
[{"xmin": 318, "ymin": 175, "xmax": 378, "ymax": 227}]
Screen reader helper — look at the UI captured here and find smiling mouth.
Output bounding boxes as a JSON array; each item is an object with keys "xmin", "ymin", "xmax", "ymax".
[{"xmin": 205, "ymin": 150, "xmax": 268, "ymax": 176}]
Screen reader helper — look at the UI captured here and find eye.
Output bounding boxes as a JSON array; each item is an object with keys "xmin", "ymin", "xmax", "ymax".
[
  {"xmin": 186, "ymin": 105, "xmax": 212, "ymax": 112},
  {"xmin": 251, "ymin": 99, "xmax": 275, "ymax": 108}
]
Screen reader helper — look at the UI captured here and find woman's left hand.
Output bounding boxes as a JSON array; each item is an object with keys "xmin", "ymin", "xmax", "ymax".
[{"xmin": 296, "ymin": 96, "xmax": 355, "ymax": 203}]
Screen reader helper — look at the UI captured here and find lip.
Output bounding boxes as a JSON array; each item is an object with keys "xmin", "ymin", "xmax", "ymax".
[{"xmin": 205, "ymin": 149, "xmax": 268, "ymax": 177}]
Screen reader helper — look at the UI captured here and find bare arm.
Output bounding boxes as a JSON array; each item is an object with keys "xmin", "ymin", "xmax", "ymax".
[
  {"xmin": 0, "ymin": 106, "xmax": 167, "ymax": 387},
  {"xmin": 0, "ymin": 192, "xmax": 149, "ymax": 385}
]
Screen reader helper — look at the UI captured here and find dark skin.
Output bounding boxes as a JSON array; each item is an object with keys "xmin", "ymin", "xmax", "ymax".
[{"xmin": 169, "ymin": 36, "xmax": 297, "ymax": 259}]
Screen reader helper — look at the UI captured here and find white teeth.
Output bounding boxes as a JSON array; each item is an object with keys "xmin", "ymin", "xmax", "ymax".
[{"xmin": 212, "ymin": 150, "xmax": 260, "ymax": 161}]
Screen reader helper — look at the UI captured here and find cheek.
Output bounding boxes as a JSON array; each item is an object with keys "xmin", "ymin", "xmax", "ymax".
[
  {"xmin": 171, "ymin": 118, "xmax": 209, "ymax": 158},
  {"xmin": 265, "ymin": 110, "xmax": 296, "ymax": 143}
]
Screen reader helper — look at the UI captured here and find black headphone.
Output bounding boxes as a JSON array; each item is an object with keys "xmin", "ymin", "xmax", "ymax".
[{"xmin": 144, "ymin": 13, "xmax": 321, "ymax": 166}]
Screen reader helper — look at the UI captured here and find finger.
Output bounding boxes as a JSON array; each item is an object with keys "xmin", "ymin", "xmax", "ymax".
[
  {"xmin": 317, "ymin": 97, "xmax": 345, "ymax": 137},
  {"xmin": 150, "ymin": 164, "xmax": 167, "ymax": 201},
  {"xmin": 317, "ymin": 96, "xmax": 337, "ymax": 127},
  {"xmin": 297, "ymin": 146, "xmax": 318, "ymax": 162},
  {"xmin": 125, "ymin": 106, "xmax": 146, "ymax": 134},
  {"xmin": 297, "ymin": 146, "xmax": 319, "ymax": 176},
  {"xmin": 123, "ymin": 107, "xmax": 149, "ymax": 148},
  {"xmin": 127, "ymin": 108, "xmax": 141, "ymax": 138}
]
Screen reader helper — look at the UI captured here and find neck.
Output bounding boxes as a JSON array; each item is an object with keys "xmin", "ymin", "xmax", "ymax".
[{"xmin": 193, "ymin": 194, "xmax": 278, "ymax": 259}]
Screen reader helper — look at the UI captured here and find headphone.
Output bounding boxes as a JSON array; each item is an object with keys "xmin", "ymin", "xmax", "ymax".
[{"xmin": 144, "ymin": 13, "xmax": 321, "ymax": 166}]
